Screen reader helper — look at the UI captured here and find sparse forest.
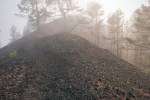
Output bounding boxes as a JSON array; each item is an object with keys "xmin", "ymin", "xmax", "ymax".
[
  {"xmin": 0, "ymin": 0, "xmax": 150, "ymax": 100},
  {"xmin": 10, "ymin": 25, "xmax": 21, "ymax": 42},
  {"xmin": 15, "ymin": 0, "xmax": 150, "ymax": 72}
]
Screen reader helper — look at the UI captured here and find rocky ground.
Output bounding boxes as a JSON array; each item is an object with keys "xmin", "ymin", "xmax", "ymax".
[{"xmin": 0, "ymin": 33, "xmax": 150, "ymax": 100}]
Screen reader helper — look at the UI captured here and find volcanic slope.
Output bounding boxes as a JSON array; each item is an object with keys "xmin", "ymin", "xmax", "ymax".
[{"xmin": 0, "ymin": 33, "xmax": 150, "ymax": 100}]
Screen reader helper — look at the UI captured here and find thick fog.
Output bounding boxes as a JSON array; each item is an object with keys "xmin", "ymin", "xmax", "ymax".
[
  {"xmin": 0, "ymin": 0, "xmax": 26, "ymax": 46},
  {"xmin": 0, "ymin": 0, "xmax": 147, "ymax": 47},
  {"xmin": 0, "ymin": 0, "xmax": 150, "ymax": 99}
]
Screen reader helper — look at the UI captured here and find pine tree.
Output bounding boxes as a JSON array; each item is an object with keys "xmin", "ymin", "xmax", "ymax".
[
  {"xmin": 46, "ymin": 0, "xmax": 78, "ymax": 33},
  {"xmin": 133, "ymin": 2, "xmax": 150, "ymax": 47},
  {"xmin": 132, "ymin": 1, "xmax": 150, "ymax": 65},
  {"xmin": 107, "ymin": 9, "xmax": 124, "ymax": 57},
  {"xmin": 87, "ymin": 1, "xmax": 104, "ymax": 46},
  {"xmin": 0, "ymin": 30, "xmax": 1, "ymax": 48},
  {"xmin": 17, "ymin": 0, "xmax": 50, "ymax": 32},
  {"xmin": 10, "ymin": 25, "xmax": 21, "ymax": 42},
  {"xmin": 0, "ymin": 40, "xmax": 1, "ymax": 48}
]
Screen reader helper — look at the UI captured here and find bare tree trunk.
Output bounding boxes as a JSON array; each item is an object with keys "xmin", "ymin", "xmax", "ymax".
[
  {"xmin": 126, "ymin": 43, "xmax": 129, "ymax": 60},
  {"xmin": 114, "ymin": 32, "xmax": 117, "ymax": 56},
  {"xmin": 0, "ymin": 41, "xmax": 1, "ymax": 48},
  {"xmin": 64, "ymin": 13, "xmax": 66, "ymax": 33},
  {"xmin": 35, "ymin": 0, "xmax": 40, "ymax": 31},
  {"xmin": 116, "ymin": 31, "xmax": 121, "ymax": 57},
  {"xmin": 139, "ymin": 48, "xmax": 142, "ymax": 64},
  {"xmin": 134, "ymin": 47, "xmax": 140, "ymax": 64},
  {"xmin": 111, "ymin": 32, "xmax": 116, "ymax": 55},
  {"xmin": 95, "ymin": 12, "xmax": 100, "ymax": 47},
  {"xmin": 57, "ymin": 0, "xmax": 67, "ymax": 33}
]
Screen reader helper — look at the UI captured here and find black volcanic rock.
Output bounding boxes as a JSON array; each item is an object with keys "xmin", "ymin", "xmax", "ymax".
[{"xmin": 0, "ymin": 33, "xmax": 150, "ymax": 100}]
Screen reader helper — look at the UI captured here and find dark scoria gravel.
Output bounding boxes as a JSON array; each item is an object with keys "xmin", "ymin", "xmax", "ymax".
[{"xmin": 0, "ymin": 33, "xmax": 150, "ymax": 100}]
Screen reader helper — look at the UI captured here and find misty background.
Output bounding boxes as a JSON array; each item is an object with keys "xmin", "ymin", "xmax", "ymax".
[
  {"xmin": 0, "ymin": 0, "xmax": 150, "ymax": 73},
  {"xmin": 0, "ymin": 0, "xmax": 26, "ymax": 46},
  {"xmin": 0, "ymin": 0, "xmax": 147, "ymax": 46},
  {"xmin": 1, "ymin": 1, "xmax": 150, "ymax": 99}
]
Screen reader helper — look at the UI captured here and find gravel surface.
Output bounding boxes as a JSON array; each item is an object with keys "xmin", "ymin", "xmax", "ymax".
[{"xmin": 0, "ymin": 33, "xmax": 150, "ymax": 100}]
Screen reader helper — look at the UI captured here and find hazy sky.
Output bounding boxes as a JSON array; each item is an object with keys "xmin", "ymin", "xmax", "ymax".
[
  {"xmin": 0, "ymin": 0, "xmax": 26, "ymax": 46},
  {"xmin": 0, "ymin": 0, "xmax": 148, "ymax": 47},
  {"xmin": 80, "ymin": 0, "xmax": 147, "ymax": 17},
  {"xmin": 100, "ymin": 0, "xmax": 147, "ymax": 17}
]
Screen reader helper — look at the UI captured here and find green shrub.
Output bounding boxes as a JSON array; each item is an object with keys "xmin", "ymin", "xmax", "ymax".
[{"xmin": 9, "ymin": 50, "xmax": 17, "ymax": 59}]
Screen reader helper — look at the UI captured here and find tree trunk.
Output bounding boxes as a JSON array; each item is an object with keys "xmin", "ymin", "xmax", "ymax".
[
  {"xmin": 35, "ymin": 0, "xmax": 40, "ymax": 31},
  {"xmin": 57, "ymin": 0, "xmax": 67, "ymax": 33}
]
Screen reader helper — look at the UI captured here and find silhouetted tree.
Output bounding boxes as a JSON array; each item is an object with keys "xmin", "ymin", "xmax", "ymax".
[
  {"xmin": 0, "ymin": 40, "xmax": 1, "ymax": 48},
  {"xmin": 107, "ymin": 9, "xmax": 124, "ymax": 57},
  {"xmin": 17, "ymin": 0, "xmax": 50, "ymax": 31},
  {"xmin": 132, "ymin": 1, "xmax": 150, "ymax": 65},
  {"xmin": 10, "ymin": 25, "xmax": 21, "ymax": 42},
  {"xmin": 0, "ymin": 30, "xmax": 1, "ymax": 48},
  {"xmin": 0, "ymin": 42, "xmax": 1, "ymax": 48},
  {"xmin": 87, "ymin": 1, "xmax": 104, "ymax": 45},
  {"xmin": 46, "ymin": 0, "xmax": 79, "ymax": 32}
]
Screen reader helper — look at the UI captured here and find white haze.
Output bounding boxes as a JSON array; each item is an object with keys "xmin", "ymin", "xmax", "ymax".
[{"xmin": 0, "ymin": 0, "xmax": 148, "ymax": 47}]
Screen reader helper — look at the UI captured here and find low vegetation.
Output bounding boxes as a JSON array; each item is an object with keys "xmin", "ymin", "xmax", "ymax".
[{"xmin": 0, "ymin": 33, "xmax": 149, "ymax": 100}]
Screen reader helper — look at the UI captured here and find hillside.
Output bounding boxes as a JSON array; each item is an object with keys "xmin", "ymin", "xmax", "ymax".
[{"xmin": 0, "ymin": 33, "xmax": 150, "ymax": 100}]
